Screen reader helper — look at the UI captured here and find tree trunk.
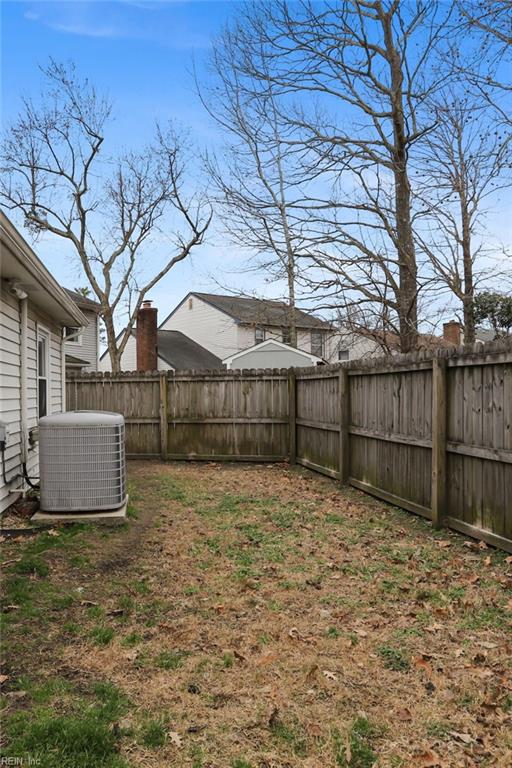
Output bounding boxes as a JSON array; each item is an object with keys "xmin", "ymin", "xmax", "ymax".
[
  {"xmin": 383, "ymin": 8, "xmax": 418, "ymax": 353},
  {"xmin": 286, "ymin": 250, "xmax": 297, "ymax": 347},
  {"xmin": 461, "ymin": 205, "xmax": 475, "ymax": 343},
  {"xmin": 104, "ymin": 312, "xmax": 121, "ymax": 373},
  {"xmin": 395, "ymin": 168, "xmax": 418, "ymax": 353}
]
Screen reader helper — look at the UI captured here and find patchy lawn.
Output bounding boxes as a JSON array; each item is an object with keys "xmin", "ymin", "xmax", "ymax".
[{"xmin": 1, "ymin": 462, "xmax": 511, "ymax": 768}]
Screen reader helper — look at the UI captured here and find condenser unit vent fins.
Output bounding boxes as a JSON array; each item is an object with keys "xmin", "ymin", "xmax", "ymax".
[{"xmin": 39, "ymin": 411, "xmax": 126, "ymax": 513}]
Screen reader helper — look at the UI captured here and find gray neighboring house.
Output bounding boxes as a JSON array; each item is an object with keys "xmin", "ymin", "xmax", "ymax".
[
  {"xmin": 159, "ymin": 292, "xmax": 339, "ymax": 363},
  {"xmin": 63, "ymin": 289, "xmax": 102, "ymax": 372}
]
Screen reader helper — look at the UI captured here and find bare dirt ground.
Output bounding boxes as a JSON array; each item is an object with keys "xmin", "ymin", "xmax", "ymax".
[{"xmin": 1, "ymin": 461, "xmax": 511, "ymax": 768}]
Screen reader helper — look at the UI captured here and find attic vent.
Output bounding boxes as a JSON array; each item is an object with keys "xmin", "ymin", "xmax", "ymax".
[{"xmin": 188, "ymin": 297, "xmax": 193, "ymax": 310}]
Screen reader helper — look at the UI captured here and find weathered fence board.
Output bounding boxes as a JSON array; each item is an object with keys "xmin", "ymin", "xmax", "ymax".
[
  {"xmin": 67, "ymin": 339, "xmax": 512, "ymax": 552},
  {"xmin": 67, "ymin": 370, "xmax": 289, "ymax": 461}
]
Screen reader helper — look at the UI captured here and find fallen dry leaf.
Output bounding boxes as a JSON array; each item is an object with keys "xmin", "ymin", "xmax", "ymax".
[
  {"xmin": 397, "ymin": 707, "xmax": 412, "ymax": 721},
  {"xmin": 413, "ymin": 749, "xmax": 442, "ymax": 767},
  {"xmin": 413, "ymin": 656, "xmax": 433, "ymax": 677},
  {"xmin": 168, "ymin": 731, "xmax": 182, "ymax": 748},
  {"xmin": 450, "ymin": 731, "xmax": 473, "ymax": 744},
  {"xmin": 0, "ymin": 674, "xmax": 9, "ymax": 685}
]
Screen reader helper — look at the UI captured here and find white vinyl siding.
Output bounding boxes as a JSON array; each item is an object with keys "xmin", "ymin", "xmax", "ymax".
[
  {"xmin": 160, "ymin": 295, "xmax": 239, "ymax": 360},
  {"xmin": 239, "ymin": 326, "xmax": 335, "ymax": 361},
  {"xmin": 225, "ymin": 340, "xmax": 322, "ymax": 370},
  {"xmin": 0, "ymin": 285, "xmax": 64, "ymax": 514},
  {"xmin": 64, "ymin": 308, "xmax": 99, "ymax": 370},
  {"xmin": 0, "ymin": 289, "xmax": 22, "ymax": 512}
]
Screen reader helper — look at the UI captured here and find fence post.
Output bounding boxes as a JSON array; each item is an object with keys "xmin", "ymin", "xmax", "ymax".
[
  {"xmin": 431, "ymin": 358, "xmax": 447, "ymax": 528},
  {"xmin": 288, "ymin": 369, "xmax": 296, "ymax": 464},
  {"xmin": 339, "ymin": 367, "xmax": 350, "ymax": 483},
  {"xmin": 159, "ymin": 372, "xmax": 168, "ymax": 461}
]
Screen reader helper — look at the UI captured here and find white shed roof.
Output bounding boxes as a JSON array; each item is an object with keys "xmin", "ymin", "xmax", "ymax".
[{"xmin": 223, "ymin": 338, "xmax": 324, "ymax": 367}]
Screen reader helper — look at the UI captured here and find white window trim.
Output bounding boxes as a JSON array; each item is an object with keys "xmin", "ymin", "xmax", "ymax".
[
  {"xmin": 254, "ymin": 326, "xmax": 265, "ymax": 344},
  {"xmin": 65, "ymin": 326, "xmax": 83, "ymax": 345},
  {"xmin": 311, "ymin": 330, "xmax": 324, "ymax": 358},
  {"xmin": 37, "ymin": 324, "xmax": 51, "ymax": 418}
]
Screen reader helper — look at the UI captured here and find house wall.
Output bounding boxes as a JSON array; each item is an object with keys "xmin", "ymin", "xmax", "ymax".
[
  {"xmin": 99, "ymin": 334, "xmax": 172, "ymax": 372},
  {"xmin": 334, "ymin": 330, "xmax": 382, "ymax": 361},
  {"xmin": 0, "ymin": 285, "xmax": 64, "ymax": 514},
  {"xmin": 238, "ymin": 325, "xmax": 339, "ymax": 362},
  {"xmin": 65, "ymin": 308, "xmax": 99, "ymax": 370},
  {"xmin": 160, "ymin": 295, "xmax": 239, "ymax": 360},
  {"xmin": 226, "ymin": 341, "xmax": 319, "ymax": 369}
]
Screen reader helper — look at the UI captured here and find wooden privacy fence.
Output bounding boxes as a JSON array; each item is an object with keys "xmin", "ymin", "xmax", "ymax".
[
  {"xmin": 67, "ymin": 339, "xmax": 512, "ymax": 552},
  {"xmin": 66, "ymin": 369, "xmax": 290, "ymax": 461}
]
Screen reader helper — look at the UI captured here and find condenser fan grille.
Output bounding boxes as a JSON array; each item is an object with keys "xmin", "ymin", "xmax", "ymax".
[{"xmin": 39, "ymin": 413, "xmax": 126, "ymax": 512}]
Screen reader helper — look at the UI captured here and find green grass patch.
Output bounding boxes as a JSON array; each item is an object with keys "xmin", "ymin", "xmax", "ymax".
[
  {"xmin": 377, "ymin": 646, "xmax": 410, "ymax": 672},
  {"xmin": 89, "ymin": 626, "xmax": 115, "ymax": 646},
  {"xmin": 426, "ymin": 720, "xmax": 452, "ymax": 739},
  {"xmin": 1, "ymin": 679, "xmax": 129, "ymax": 768},
  {"xmin": 139, "ymin": 717, "xmax": 168, "ymax": 748},
  {"xmin": 13, "ymin": 555, "xmax": 49, "ymax": 577},
  {"xmin": 121, "ymin": 632, "xmax": 143, "ymax": 647},
  {"xmin": 458, "ymin": 604, "xmax": 511, "ymax": 631},
  {"xmin": 155, "ymin": 650, "xmax": 187, "ymax": 670},
  {"xmin": 157, "ymin": 477, "xmax": 186, "ymax": 502},
  {"xmin": 334, "ymin": 717, "xmax": 381, "ymax": 767},
  {"xmin": 270, "ymin": 717, "xmax": 308, "ymax": 757}
]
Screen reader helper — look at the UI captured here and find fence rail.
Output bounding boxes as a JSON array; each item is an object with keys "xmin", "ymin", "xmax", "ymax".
[{"xmin": 67, "ymin": 338, "xmax": 512, "ymax": 552}]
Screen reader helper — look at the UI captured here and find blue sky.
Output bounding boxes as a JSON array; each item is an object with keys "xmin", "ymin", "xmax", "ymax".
[
  {"xmin": 1, "ymin": 0, "xmax": 258, "ymax": 317},
  {"xmin": 2, "ymin": 1, "xmax": 511, "ymax": 331}
]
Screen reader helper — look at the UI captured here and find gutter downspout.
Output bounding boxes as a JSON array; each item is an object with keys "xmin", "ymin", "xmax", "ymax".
[
  {"xmin": 19, "ymin": 293, "xmax": 28, "ymax": 464},
  {"xmin": 61, "ymin": 329, "xmax": 66, "ymax": 412}
]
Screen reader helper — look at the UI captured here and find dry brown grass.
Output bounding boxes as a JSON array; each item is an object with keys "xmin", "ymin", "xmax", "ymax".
[{"xmin": 1, "ymin": 461, "xmax": 511, "ymax": 768}]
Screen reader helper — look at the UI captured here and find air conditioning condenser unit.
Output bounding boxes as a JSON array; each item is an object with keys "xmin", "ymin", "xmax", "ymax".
[{"xmin": 39, "ymin": 411, "xmax": 126, "ymax": 513}]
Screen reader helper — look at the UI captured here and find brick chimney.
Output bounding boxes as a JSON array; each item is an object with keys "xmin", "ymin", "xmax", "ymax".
[
  {"xmin": 443, "ymin": 320, "xmax": 462, "ymax": 346},
  {"xmin": 136, "ymin": 300, "xmax": 158, "ymax": 371}
]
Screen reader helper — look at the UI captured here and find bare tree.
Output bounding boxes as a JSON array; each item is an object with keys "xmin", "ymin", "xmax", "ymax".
[
  {"xmin": 454, "ymin": 1, "xmax": 512, "ymax": 128},
  {"xmin": 199, "ymin": 33, "xmax": 323, "ymax": 347},
  {"xmin": 1, "ymin": 60, "xmax": 211, "ymax": 372},
  {"xmin": 459, "ymin": 1, "xmax": 512, "ymax": 52},
  {"xmin": 223, "ymin": 0, "xmax": 453, "ymax": 352},
  {"xmin": 415, "ymin": 94, "xmax": 511, "ymax": 342}
]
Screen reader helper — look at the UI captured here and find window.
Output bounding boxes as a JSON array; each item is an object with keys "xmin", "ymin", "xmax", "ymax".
[
  {"xmin": 255, "ymin": 327, "xmax": 265, "ymax": 344},
  {"xmin": 282, "ymin": 328, "xmax": 292, "ymax": 345},
  {"xmin": 65, "ymin": 326, "xmax": 82, "ymax": 344},
  {"xmin": 311, "ymin": 331, "xmax": 324, "ymax": 357},
  {"xmin": 37, "ymin": 329, "xmax": 50, "ymax": 418},
  {"xmin": 338, "ymin": 348, "xmax": 349, "ymax": 361}
]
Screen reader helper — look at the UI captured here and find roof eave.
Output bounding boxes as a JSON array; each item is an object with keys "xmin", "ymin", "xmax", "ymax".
[{"xmin": 1, "ymin": 212, "xmax": 87, "ymax": 327}]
